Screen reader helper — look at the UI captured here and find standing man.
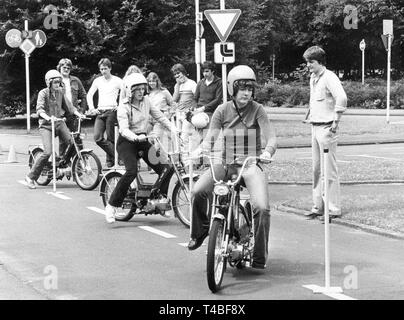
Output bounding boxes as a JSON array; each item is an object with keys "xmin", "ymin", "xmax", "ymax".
[
  {"xmin": 57, "ymin": 58, "xmax": 87, "ymax": 156},
  {"xmin": 193, "ymin": 60, "xmax": 222, "ymax": 141},
  {"xmin": 87, "ymin": 58, "xmax": 123, "ymax": 168},
  {"xmin": 303, "ymin": 46, "xmax": 347, "ymax": 220}
]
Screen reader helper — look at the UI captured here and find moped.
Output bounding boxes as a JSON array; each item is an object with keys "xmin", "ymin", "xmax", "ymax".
[
  {"xmin": 28, "ymin": 116, "xmax": 102, "ymax": 190},
  {"xmin": 203, "ymin": 155, "xmax": 271, "ymax": 293},
  {"xmin": 99, "ymin": 135, "xmax": 206, "ymax": 227}
]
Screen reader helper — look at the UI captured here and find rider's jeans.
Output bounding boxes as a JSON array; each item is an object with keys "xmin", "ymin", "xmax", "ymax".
[
  {"xmin": 191, "ymin": 163, "xmax": 271, "ymax": 267},
  {"xmin": 28, "ymin": 122, "xmax": 72, "ymax": 181},
  {"xmin": 108, "ymin": 137, "xmax": 173, "ymax": 207},
  {"xmin": 94, "ymin": 110, "xmax": 116, "ymax": 165}
]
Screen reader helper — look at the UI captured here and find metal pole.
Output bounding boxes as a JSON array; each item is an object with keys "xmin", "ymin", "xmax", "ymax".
[
  {"xmin": 323, "ymin": 148, "xmax": 330, "ymax": 288},
  {"xmin": 51, "ymin": 117, "xmax": 56, "ymax": 192},
  {"xmin": 189, "ymin": 132, "xmax": 193, "ymax": 236},
  {"xmin": 362, "ymin": 50, "xmax": 365, "ymax": 85},
  {"xmin": 386, "ymin": 34, "xmax": 391, "ymax": 124},
  {"xmin": 114, "ymin": 124, "xmax": 118, "ymax": 167},
  {"xmin": 25, "ymin": 20, "xmax": 31, "ymax": 134},
  {"xmin": 195, "ymin": 0, "xmax": 201, "ymax": 82},
  {"xmin": 221, "ymin": 0, "xmax": 227, "ymax": 103},
  {"xmin": 272, "ymin": 54, "xmax": 275, "ymax": 81}
]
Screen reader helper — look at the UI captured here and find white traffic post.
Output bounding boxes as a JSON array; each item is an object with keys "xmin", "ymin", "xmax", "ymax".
[
  {"xmin": 24, "ymin": 20, "xmax": 31, "ymax": 134},
  {"xmin": 51, "ymin": 116, "xmax": 57, "ymax": 192},
  {"xmin": 272, "ymin": 54, "xmax": 275, "ymax": 81},
  {"xmin": 386, "ymin": 34, "xmax": 392, "ymax": 124},
  {"xmin": 359, "ymin": 39, "xmax": 366, "ymax": 85},
  {"xmin": 188, "ymin": 132, "xmax": 193, "ymax": 235},
  {"xmin": 114, "ymin": 124, "xmax": 119, "ymax": 167},
  {"xmin": 317, "ymin": 148, "xmax": 342, "ymax": 293},
  {"xmin": 303, "ymin": 148, "xmax": 343, "ymax": 295}
]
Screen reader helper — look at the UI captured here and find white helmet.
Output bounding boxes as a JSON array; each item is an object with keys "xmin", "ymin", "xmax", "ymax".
[
  {"xmin": 191, "ymin": 112, "xmax": 209, "ymax": 129},
  {"xmin": 227, "ymin": 65, "xmax": 256, "ymax": 96},
  {"xmin": 45, "ymin": 69, "xmax": 62, "ymax": 86},
  {"xmin": 124, "ymin": 73, "xmax": 147, "ymax": 92}
]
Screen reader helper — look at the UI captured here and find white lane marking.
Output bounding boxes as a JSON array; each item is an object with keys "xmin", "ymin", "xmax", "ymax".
[
  {"xmin": 392, "ymin": 152, "xmax": 404, "ymax": 155},
  {"xmin": 18, "ymin": 180, "xmax": 28, "ymax": 186},
  {"xmin": 302, "ymin": 285, "xmax": 357, "ymax": 300},
  {"xmin": 139, "ymin": 226, "xmax": 177, "ymax": 239},
  {"xmin": 178, "ymin": 243, "xmax": 189, "ymax": 247},
  {"xmin": 87, "ymin": 206, "xmax": 106, "ymax": 215},
  {"xmin": 337, "ymin": 160, "xmax": 351, "ymax": 163},
  {"xmin": 46, "ymin": 191, "xmax": 71, "ymax": 200},
  {"xmin": 296, "ymin": 157, "xmax": 350, "ymax": 163},
  {"xmin": 345, "ymin": 154, "xmax": 402, "ymax": 161}
]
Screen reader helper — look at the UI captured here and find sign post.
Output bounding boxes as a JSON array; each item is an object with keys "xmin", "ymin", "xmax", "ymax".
[
  {"xmin": 204, "ymin": 5, "xmax": 241, "ymax": 103},
  {"xmin": 382, "ymin": 19, "xmax": 393, "ymax": 123},
  {"xmin": 5, "ymin": 21, "xmax": 47, "ymax": 134},
  {"xmin": 359, "ymin": 39, "xmax": 366, "ymax": 85}
]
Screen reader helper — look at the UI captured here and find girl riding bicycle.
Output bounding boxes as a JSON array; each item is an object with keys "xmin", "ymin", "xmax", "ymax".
[{"xmin": 188, "ymin": 65, "xmax": 277, "ymax": 269}]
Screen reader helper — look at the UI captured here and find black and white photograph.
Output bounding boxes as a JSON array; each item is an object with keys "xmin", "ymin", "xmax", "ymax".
[{"xmin": 1, "ymin": 0, "xmax": 404, "ymax": 307}]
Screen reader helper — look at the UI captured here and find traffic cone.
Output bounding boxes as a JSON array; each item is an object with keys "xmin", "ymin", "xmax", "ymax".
[{"xmin": 6, "ymin": 145, "xmax": 18, "ymax": 163}]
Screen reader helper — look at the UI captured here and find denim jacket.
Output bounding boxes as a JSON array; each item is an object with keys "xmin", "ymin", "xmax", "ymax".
[{"xmin": 64, "ymin": 75, "xmax": 87, "ymax": 113}]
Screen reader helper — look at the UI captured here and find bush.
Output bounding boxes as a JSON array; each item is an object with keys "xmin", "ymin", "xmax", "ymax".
[{"xmin": 256, "ymin": 77, "xmax": 404, "ymax": 109}]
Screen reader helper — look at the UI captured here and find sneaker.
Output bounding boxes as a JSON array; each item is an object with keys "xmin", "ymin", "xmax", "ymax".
[
  {"xmin": 105, "ymin": 204, "xmax": 117, "ymax": 223},
  {"xmin": 25, "ymin": 176, "xmax": 36, "ymax": 189}
]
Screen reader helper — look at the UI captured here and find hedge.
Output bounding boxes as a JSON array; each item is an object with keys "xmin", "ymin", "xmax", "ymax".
[{"xmin": 256, "ymin": 78, "xmax": 404, "ymax": 109}]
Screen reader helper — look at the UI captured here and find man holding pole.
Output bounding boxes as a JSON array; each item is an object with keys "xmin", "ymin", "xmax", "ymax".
[{"xmin": 302, "ymin": 46, "xmax": 347, "ymax": 220}]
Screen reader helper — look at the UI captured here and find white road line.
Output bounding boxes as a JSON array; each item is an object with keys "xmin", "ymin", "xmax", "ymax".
[
  {"xmin": 392, "ymin": 152, "xmax": 404, "ymax": 155},
  {"xmin": 46, "ymin": 191, "xmax": 71, "ymax": 200},
  {"xmin": 302, "ymin": 285, "xmax": 357, "ymax": 300},
  {"xmin": 337, "ymin": 160, "xmax": 351, "ymax": 163},
  {"xmin": 17, "ymin": 180, "xmax": 27, "ymax": 186},
  {"xmin": 345, "ymin": 154, "xmax": 402, "ymax": 161},
  {"xmin": 139, "ymin": 226, "xmax": 177, "ymax": 239},
  {"xmin": 87, "ymin": 206, "xmax": 106, "ymax": 215},
  {"xmin": 178, "ymin": 243, "xmax": 189, "ymax": 247}
]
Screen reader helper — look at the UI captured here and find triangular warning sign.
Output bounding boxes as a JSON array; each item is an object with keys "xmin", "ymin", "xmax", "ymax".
[
  {"xmin": 381, "ymin": 34, "xmax": 393, "ymax": 51},
  {"xmin": 204, "ymin": 9, "xmax": 241, "ymax": 42}
]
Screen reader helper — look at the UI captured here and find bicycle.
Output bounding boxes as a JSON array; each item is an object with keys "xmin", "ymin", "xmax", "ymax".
[{"xmin": 28, "ymin": 116, "xmax": 102, "ymax": 190}]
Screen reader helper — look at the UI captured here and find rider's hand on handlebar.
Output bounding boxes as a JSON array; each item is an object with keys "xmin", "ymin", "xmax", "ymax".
[
  {"xmin": 136, "ymin": 134, "xmax": 147, "ymax": 143},
  {"xmin": 259, "ymin": 151, "xmax": 273, "ymax": 163}
]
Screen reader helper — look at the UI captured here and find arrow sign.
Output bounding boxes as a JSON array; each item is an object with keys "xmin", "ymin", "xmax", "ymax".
[{"xmin": 204, "ymin": 9, "xmax": 241, "ymax": 43}]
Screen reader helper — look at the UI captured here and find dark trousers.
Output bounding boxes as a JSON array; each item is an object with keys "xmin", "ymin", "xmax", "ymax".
[
  {"xmin": 94, "ymin": 110, "xmax": 116, "ymax": 165},
  {"xmin": 191, "ymin": 163, "xmax": 271, "ymax": 267},
  {"xmin": 59, "ymin": 115, "xmax": 78, "ymax": 156},
  {"xmin": 108, "ymin": 137, "xmax": 174, "ymax": 207}
]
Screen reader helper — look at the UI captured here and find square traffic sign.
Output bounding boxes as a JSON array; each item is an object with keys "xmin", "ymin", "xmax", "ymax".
[{"xmin": 19, "ymin": 38, "xmax": 36, "ymax": 55}]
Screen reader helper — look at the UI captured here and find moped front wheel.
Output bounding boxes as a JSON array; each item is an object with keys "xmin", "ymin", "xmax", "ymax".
[
  {"xmin": 72, "ymin": 151, "xmax": 102, "ymax": 190},
  {"xmin": 100, "ymin": 171, "xmax": 135, "ymax": 222},
  {"xmin": 29, "ymin": 148, "xmax": 51, "ymax": 186},
  {"xmin": 207, "ymin": 218, "xmax": 227, "ymax": 293}
]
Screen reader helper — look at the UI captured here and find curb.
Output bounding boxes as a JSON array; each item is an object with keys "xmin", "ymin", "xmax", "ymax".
[{"xmin": 275, "ymin": 204, "xmax": 404, "ymax": 241}]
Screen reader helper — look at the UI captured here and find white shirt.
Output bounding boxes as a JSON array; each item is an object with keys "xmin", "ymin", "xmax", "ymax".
[
  {"xmin": 87, "ymin": 75, "xmax": 123, "ymax": 110},
  {"xmin": 62, "ymin": 77, "xmax": 72, "ymax": 104}
]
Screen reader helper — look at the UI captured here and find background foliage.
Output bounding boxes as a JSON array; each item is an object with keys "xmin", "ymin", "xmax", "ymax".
[{"xmin": 1, "ymin": 0, "xmax": 404, "ymax": 116}]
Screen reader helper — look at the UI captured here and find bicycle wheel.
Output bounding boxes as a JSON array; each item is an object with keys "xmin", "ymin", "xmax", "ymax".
[
  {"xmin": 29, "ymin": 148, "xmax": 51, "ymax": 186},
  {"xmin": 172, "ymin": 176, "xmax": 209, "ymax": 228},
  {"xmin": 100, "ymin": 171, "xmax": 135, "ymax": 222},
  {"xmin": 207, "ymin": 218, "xmax": 227, "ymax": 293},
  {"xmin": 72, "ymin": 151, "xmax": 102, "ymax": 190}
]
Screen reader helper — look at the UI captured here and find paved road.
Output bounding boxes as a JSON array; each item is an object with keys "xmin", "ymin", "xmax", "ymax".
[{"xmin": 1, "ymin": 154, "xmax": 404, "ymax": 300}]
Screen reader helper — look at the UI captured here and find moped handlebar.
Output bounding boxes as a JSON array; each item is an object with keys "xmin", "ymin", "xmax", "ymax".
[{"xmin": 191, "ymin": 153, "xmax": 272, "ymax": 186}]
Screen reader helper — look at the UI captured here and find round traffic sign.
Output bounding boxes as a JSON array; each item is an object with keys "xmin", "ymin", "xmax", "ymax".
[
  {"xmin": 32, "ymin": 29, "xmax": 47, "ymax": 48},
  {"xmin": 5, "ymin": 29, "xmax": 22, "ymax": 48},
  {"xmin": 359, "ymin": 39, "xmax": 366, "ymax": 51}
]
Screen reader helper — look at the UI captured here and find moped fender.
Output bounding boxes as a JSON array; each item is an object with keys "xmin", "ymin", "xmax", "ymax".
[
  {"xmin": 99, "ymin": 169, "xmax": 125, "ymax": 195},
  {"xmin": 28, "ymin": 145, "xmax": 44, "ymax": 154},
  {"xmin": 212, "ymin": 213, "xmax": 226, "ymax": 221},
  {"xmin": 78, "ymin": 148, "xmax": 93, "ymax": 154},
  {"xmin": 181, "ymin": 173, "xmax": 200, "ymax": 180}
]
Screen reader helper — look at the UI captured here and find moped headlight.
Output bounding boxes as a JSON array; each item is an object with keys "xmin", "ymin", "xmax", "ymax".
[{"xmin": 214, "ymin": 184, "xmax": 229, "ymax": 196}]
